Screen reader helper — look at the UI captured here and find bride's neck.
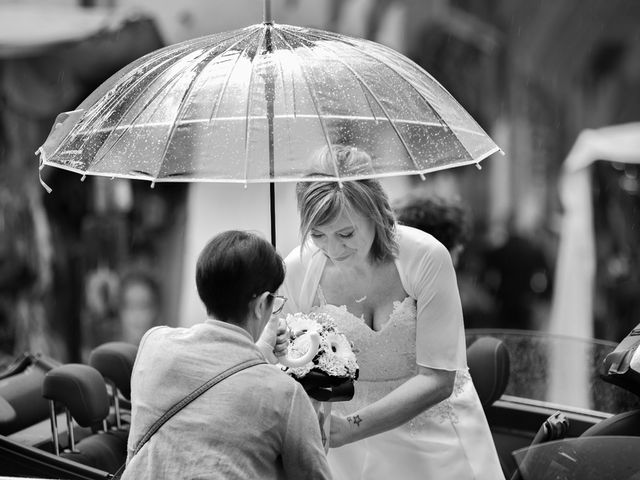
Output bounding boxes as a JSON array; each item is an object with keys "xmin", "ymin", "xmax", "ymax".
[{"xmin": 326, "ymin": 256, "xmax": 390, "ymax": 278}]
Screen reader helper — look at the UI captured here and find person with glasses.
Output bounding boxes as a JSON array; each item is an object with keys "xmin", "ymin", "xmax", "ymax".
[
  {"xmin": 280, "ymin": 145, "xmax": 504, "ymax": 480},
  {"xmin": 122, "ymin": 230, "xmax": 331, "ymax": 480},
  {"xmin": 266, "ymin": 294, "xmax": 287, "ymax": 315}
]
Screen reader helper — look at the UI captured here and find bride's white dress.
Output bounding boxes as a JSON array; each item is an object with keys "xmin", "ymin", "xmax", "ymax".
[
  {"xmin": 317, "ymin": 298, "xmax": 504, "ymax": 480},
  {"xmin": 281, "ymin": 226, "xmax": 504, "ymax": 479}
]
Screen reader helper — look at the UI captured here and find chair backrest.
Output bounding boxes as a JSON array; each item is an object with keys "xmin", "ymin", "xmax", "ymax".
[
  {"xmin": 466, "ymin": 336, "xmax": 511, "ymax": 408},
  {"xmin": 41, "ymin": 363, "xmax": 127, "ymax": 474},
  {"xmin": 42, "ymin": 364, "xmax": 110, "ymax": 428},
  {"xmin": 89, "ymin": 342, "xmax": 138, "ymax": 401},
  {"xmin": 89, "ymin": 341, "xmax": 138, "ymax": 431},
  {"xmin": 581, "ymin": 409, "xmax": 640, "ymax": 437}
]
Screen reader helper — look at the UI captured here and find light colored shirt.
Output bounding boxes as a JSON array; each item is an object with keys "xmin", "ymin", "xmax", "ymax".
[{"xmin": 122, "ymin": 319, "xmax": 331, "ymax": 480}]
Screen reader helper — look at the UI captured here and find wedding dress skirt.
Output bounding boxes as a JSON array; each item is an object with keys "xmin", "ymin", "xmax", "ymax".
[{"xmin": 319, "ymin": 298, "xmax": 505, "ymax": 480}]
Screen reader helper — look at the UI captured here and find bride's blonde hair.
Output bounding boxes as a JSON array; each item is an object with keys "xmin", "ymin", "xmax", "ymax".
[{"xmin": 296, "ymin": 145, "xmax": 398, "ymax": 262}]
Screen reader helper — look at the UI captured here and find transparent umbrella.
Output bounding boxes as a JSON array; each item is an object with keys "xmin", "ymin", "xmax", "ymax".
[{"xmin": 37, "ymin": 1, "xmax": 501, "ymax": 245}]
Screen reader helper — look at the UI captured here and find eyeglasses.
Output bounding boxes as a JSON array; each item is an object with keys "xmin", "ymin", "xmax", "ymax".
[
  {"xmin": 251, "ymin": 292, "xmax": 287, "ymax": 315},
  {"xmin": 269, "ymin": 294, "xmax": 287, "ymax": 315}
]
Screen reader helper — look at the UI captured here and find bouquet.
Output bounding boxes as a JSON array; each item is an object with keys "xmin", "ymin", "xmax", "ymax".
[{"xmin": 277, "ymin": 311, "xmax": 359, "ymax": 450}]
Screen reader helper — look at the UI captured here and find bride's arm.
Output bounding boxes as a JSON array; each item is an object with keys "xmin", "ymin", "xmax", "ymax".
[{"xmin": 330, "ymin": 366, "xmax": 456, "ymax": 447}]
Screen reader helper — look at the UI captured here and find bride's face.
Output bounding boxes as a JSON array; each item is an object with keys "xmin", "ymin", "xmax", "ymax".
[{"xmin": 309, "ymin": 209, "xmax": 376, "ymax": 265}]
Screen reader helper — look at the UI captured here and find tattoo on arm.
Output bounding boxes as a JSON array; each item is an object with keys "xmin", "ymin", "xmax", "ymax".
[{"xmin": 347, "ymin": 414, "xmax": 362, "ymax": 427}]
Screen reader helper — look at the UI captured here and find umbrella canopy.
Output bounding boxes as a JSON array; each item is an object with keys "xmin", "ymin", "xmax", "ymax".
[{"xmin": 37, "ymin": 21, "xmax": 500, "ymax": 185}]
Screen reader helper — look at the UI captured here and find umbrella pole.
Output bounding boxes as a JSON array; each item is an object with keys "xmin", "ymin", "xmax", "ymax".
[
  {"xmin": 269, "ymin": 183, "xmax": 276, "ymax": 248},
  {"xmin": 265, "ymin": 20, "xmax": 276, "ymax": 248},
  {"xmin": 263, "ymin": 0, "xmax": 272, "ymax": 24}
]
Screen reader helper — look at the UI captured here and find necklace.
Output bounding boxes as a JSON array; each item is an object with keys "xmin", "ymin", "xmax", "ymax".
[{"xmin": 323, "ymin": 261, "xmax": 371, "ymax": 305}]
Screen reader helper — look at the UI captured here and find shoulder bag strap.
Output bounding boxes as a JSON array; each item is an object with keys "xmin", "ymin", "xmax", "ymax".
[{"xmin": 133, "ymin": 357, "xmax": 266, "ymax": 456}]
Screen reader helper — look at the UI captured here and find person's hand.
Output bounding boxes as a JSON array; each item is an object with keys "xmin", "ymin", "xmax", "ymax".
[
  {"xmin": 256, "ymin": 315, "xmax": 289, "ymax": 363},
  {"xmin": 273, "ymin": 317, "xmax": 290, "ymax": 358},
  {"xmin": 328, "ymin": 413, "xmax": 352, "ymax": 448}
]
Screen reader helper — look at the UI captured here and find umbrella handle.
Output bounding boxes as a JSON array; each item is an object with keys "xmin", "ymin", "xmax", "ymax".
[{"xmin": 279, "ymin": 331, "xmax": 321, "ymax": 368}]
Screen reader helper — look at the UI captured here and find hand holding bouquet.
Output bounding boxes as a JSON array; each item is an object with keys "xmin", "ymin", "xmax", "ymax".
[
  {"xmin": 278, "ymin": 311, "xmax": 359, "ymax": 402},
  {"xmin": 277, "ymin": 311, "xmax": 358, "ymax": 450}
]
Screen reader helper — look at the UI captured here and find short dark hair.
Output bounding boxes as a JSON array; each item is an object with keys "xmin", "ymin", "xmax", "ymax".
[
  {"xmin": 195, "ymin": 231, "xmax": 285, "ymax": 322},
  {"xmin": 395, "ymin": 195, "xmax": 470, "ymax": 251}
]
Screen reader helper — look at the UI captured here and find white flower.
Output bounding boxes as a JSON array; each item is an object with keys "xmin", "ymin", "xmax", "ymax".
[
  {"xmin": 280, "ymin": 323, "xmax": 319, "ymax": 377},
  {"xmin": 325, "ymin": 333, "xmax": 355, "ymax": 362},
  {"xmin": 279, "ymin": 311, "xmax": 359, "ymax": 381},
  {"xmin": 285, "ymin": 313, "xmax": 322, "ymax": 336},
  {"xmin": 308, "ymin": 311, "xmax": 337, "ymax": 328},
  {"xmin": 317, "ymin": 332, "xmax": 358, "ymax": 378}
]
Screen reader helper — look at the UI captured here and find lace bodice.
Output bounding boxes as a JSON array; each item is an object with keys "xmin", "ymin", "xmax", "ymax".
[
  {"xmin": 313, "ymin": 298, "xmax": 418, "ymax": 381},
  {"xmin": 313, "ymin": 298, "xmax": 472, "ymax": 429}
]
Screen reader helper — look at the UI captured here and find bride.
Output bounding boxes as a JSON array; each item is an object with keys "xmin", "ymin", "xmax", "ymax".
[{"xmin": 279, "ymin": 145, "xmax": 504, "ymax": 479}]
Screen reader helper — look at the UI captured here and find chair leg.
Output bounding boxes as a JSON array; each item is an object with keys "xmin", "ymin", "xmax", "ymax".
[
  {"xmin": 66, "ymin": 409, "xmax": 78, "ymax": 453},
  {"xmin": 48, "ymin": 400, "xmax": 59, "ymax": 456},
  {"xmin": 108, "ymin": 379, "xmax": 122, "ymax": 430}
]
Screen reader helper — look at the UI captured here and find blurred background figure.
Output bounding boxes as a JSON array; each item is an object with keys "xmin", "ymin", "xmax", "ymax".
[
  {"xmin": 82, "ymin": 267, "xmax": 161, "ymax": 359},
  {"xmin": 83, "ymin": 266, "xmax": 120, "ymax": 356},
  {"xmin": 118, "ymin": 270, "xmax": 161, "ymax": 345},
  {"xmin": 0, "ymin": 186, "xmax": 52, "ymax": 365},
  {"xmin": 395, "ymin": 193, "xmax": 470, "ymax": 266},
  {"xmin": 395, "ymin": 193, "xmax": 498, "ymax": 329},
  {"xmin": 482, "ymin": 221, "xmax": 553, "ymax": 331},
  {"xmin": 396, "ymin": 192, "xmax": 552, "ymax": 331}
]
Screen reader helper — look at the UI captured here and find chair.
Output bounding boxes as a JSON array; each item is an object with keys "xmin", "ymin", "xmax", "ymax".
[
  {"xmin": 42, "ymin": 363, "xmax": 127, "ymax": 473},
  {"xmin": 466, "ymin": 336, "xmax": 513, "ymax": 478},
  {"xmin": 580, "ymin": 409, "xmax": 640, "ymax": 437},
  {"xmin": 466, "ymin": 336, "xmax": 511, "ymax": 408},
  {"xmin": 89, "ymin": 341, "xmax": 138, "ymax": 430},
  {"xmin": 0, "ymin": 353, "xmax": 33, "ymax": 380},
  {"xmin": 580, "ymin": 323, "xmax": 640, "ymax": 438},
  {"xmin": 0, "ymin": 353, "xmax": 61, "ymax": 435}
]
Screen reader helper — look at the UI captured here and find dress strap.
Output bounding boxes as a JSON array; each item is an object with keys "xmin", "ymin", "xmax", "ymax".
[
  {"xmin": 317, "ymin": 285, "xmax": 328, "ymax": 306},
  {"xmin": 298, "ymin": 248, "xmax": 327, "ymax": 311}
]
